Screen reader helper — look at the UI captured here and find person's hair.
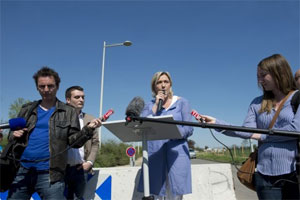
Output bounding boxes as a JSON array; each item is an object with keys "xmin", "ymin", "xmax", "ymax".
[
  {"xmin": 258, "ymin": 54, "xmax": 297, "ymax": 113},
  {"xmin": 0, "ymin": 132, "xmax": 3, "ymax": 138},
  {"xmin": 295, "ymin": 69, "xmax": 300, "ymax": 80},
  {"xmin": 33, "ymin": 67, "xmax": 61, "ymax": 88},
  {"xmin": 65, "ymin": 86, "xmax": 84, "ymax": 99},
  {"xmin": 151, "ymin": 71, "xmax": 173, "ymax": 98}
]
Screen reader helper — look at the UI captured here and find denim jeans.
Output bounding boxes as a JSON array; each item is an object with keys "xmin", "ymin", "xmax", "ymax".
[
  {"xmin": 7, "ymin": 166, "xmax": 65, "ymax": 200},
  {"xmin": 64, "ymin": 165, "xmax": 87, "ymax": 200},
  {"xmin": 254, "ymin": 171, "xmax": 299, "ymax": 200}
]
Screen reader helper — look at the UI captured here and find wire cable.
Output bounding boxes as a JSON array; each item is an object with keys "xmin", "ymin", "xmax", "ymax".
[{"xmin": 208, "ymin": 128, "xmax": 299, "ymax": 186}]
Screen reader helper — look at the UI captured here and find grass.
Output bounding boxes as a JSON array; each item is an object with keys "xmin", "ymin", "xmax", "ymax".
[
  {"xmin": 196, "ymin": 148, "xmax": 253, "ymax": 165},
  {"xmin": 94, "ymin": 140, "xmax": 142, "ymax": 167}
]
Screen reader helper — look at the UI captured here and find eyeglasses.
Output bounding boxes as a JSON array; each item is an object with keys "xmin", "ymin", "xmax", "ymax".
[{"xmin": 38, "ymin": 84, "xmax": 56, "ymax": 90}]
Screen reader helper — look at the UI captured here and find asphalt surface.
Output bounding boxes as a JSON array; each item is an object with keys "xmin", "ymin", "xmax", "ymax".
[{"xmin": 191, "ymin": 158, "xmax": 258, "ymax": 200}]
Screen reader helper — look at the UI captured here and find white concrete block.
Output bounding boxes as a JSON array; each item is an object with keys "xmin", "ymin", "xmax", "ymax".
[{"xmin": 83, "ymin": 164, "xmax": 236, "ymax": 200}]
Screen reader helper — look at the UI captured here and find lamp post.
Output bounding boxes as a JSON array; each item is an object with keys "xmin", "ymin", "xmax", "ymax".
[{"xmin": 99, "ymin": 40, "xmax": 132, "ymax": 148}]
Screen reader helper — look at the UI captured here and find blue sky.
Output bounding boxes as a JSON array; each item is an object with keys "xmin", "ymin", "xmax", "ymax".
[{"xmin": 1, "ymin": 0, "xmax": 299, "ymax": 148}]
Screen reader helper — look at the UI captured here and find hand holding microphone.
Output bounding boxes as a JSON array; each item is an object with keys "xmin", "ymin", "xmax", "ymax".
[
  {"xmin": 191, "ymin": 110, "xmax": 203, "ymax": 122},
  {"xmin": 191, "ymin": 110, "xmax": 216, "ymax": 124},
  {"xmin": 101, "ymin": 109, "xmax": 114, "ymax": 122},
  {"xmin": 88, "ymin": 109, "xmax": 114, "ymax": 129},
  {"xmin": 13, "ymin": 128, "xmax": 28, "ymax": 138},
  {"xmin": 0, "ymin": 117, "xmax": 28, "ymax": 138}
]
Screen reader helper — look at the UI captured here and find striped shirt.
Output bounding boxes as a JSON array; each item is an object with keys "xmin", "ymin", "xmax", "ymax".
[{"xmin": 216, "ymin": 90, "xmax": 300, "ymax": 176}]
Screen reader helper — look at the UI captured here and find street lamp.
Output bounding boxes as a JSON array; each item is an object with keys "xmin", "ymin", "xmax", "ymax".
[{"xmin": 99, "ymin": 40, "xmax": 132, "ymax": 148}]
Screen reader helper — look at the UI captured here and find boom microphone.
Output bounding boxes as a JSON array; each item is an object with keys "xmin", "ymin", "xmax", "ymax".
[
  {"xmin": 125, "ymin": 97, "xmax": 145, "ymax": 121},
  {"xmin": 0, "ymin": 117, "xmax": 26, "ymax": 130},
  {"xmin": 101, "ymin": 109, "xmax": 114, "ymax": 122}
]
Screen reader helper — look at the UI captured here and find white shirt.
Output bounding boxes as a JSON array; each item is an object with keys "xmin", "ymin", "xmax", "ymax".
[
  {"xmin": 67, "ymin": 112, "xmax": 85, "ymax": 166},
  {"xmin": 165, "ymin": 95, "xmax": 178, "ymax": 111}
]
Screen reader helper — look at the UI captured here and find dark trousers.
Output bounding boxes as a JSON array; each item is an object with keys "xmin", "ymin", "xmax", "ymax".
[
  {"xmin": 254, "ymin": 171, "xmax": 299, "ymax": 200},
  {"xmin": 64, "ymin": 164, "xmax": 87, "ymax": 200}
]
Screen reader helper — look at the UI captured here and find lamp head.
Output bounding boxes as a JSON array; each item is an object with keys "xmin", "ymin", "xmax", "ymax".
[{"xmin": 123, "ymin": 41, "xmax": 132, "ymax": 46}]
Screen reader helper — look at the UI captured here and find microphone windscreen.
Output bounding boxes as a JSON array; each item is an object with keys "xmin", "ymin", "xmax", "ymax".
[
  {"xmin": 102, "ymin": 109, "xmax": 114, "ymax": 121},
  {"xmin": 9, "ymin": 117, "xmax": 26, "ymax": 131},
  {"xmin": 191, "ymin": 110, "xmax": 201, "ymax": 120},
  {"xmin": 125, "ymin": 97, "xmax": 145, "ymax": 117}
]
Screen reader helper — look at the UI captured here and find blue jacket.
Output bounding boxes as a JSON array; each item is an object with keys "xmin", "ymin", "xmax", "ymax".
[{"xmin": 138, "ymin": 96, "xmax": 194, "ymax": 196}]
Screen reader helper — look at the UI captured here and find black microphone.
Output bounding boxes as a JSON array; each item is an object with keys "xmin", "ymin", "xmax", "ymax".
[
  {"xmin": 157, "ymin": 90, "xmax": 165, "ymax": 112},
  {"xmin": 125, "ymin": 96, "xmax": 145, "ymax": 122},
  {"xmin": 0, "ymin": 118, "xmax": 26, "ymax": 130}
]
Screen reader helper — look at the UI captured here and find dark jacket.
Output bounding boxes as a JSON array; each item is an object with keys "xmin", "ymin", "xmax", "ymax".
[{"xmin": 8, "ymin": 99, "xmax": 95, "ymax": 183}]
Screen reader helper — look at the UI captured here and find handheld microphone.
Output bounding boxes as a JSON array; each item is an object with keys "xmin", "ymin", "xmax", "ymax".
[
  {"xmin": 157, "ymin": 90, "xmax": 165, "ymax": 112},
  {"xmin": 125, "ymin": 96, "xmax": 145, "ymax": 122},
  {"xmin": 0, "ymin": 117, "xmax": 26, "ymax": 130},
  {"xmin": 191, "ymin": 110, "xmax": 203, "ymax": 122},
  {"xmin": 101, "ymin": 109, "xmax": 114, "ymax": 122}
]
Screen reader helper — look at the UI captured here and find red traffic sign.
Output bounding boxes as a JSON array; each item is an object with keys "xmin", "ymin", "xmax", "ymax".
[{"xmin": 126, "ymin": 147, "xmax": 136, "ymax": 157}]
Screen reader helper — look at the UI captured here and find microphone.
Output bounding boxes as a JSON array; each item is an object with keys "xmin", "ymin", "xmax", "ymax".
[
  {"xmin": 157, "ymin": 90, "xmax": 165, "ymax": 112},
  {"xmin": 0, "ymin": 117, "xmax": 26, "ymax": 130},
  {"xmin": 191, "ymin": 110, "xmax": 203, "ymax": 122},
  {"xmin": 125, "ymin": 96, "xmax": 145, "ymax": 122},
  {"xmin": 101, "ymin": 109, "xmax": 114, "ymax": 122}
]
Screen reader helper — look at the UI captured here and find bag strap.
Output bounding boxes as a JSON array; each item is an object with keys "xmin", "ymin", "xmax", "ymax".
[
  {"xmin": 291, "ymin": 90, "xmax": 300, "ymax": 114},
  {"xmin": 269, "ymin": 91, "xmax": 294, "ymax": 129}
]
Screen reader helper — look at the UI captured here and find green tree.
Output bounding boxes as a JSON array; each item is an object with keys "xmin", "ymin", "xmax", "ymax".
[
  {"xmin": 188, "ymin": 139, "xmax": 196, "ymax": 149},
  {"xmin": 8, "ymin": 98, "xmax": 30, "ymax": 118},
  {"xmin": 94, "ymin": 140, "xmax": 131, "ymax": 167}
]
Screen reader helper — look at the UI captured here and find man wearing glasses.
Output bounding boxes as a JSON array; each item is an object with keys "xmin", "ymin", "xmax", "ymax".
[{"xmin": 7, "ymin": 67, "xmax": 102, "ymax": 199}]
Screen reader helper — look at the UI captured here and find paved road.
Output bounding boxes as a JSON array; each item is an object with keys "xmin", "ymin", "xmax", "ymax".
[{"xmin": 191, "ymin": 159, "xmax": 258, "ymax": 200}]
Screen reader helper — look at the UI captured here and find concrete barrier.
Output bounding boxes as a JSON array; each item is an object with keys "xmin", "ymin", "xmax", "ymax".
[
  {"xmin": 0, "ymin": 164, "xmax": 236, "ymax": 200},
  {"xmin": 84, "ymin": 164, "xmax": 236, "ymax": 200}
]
